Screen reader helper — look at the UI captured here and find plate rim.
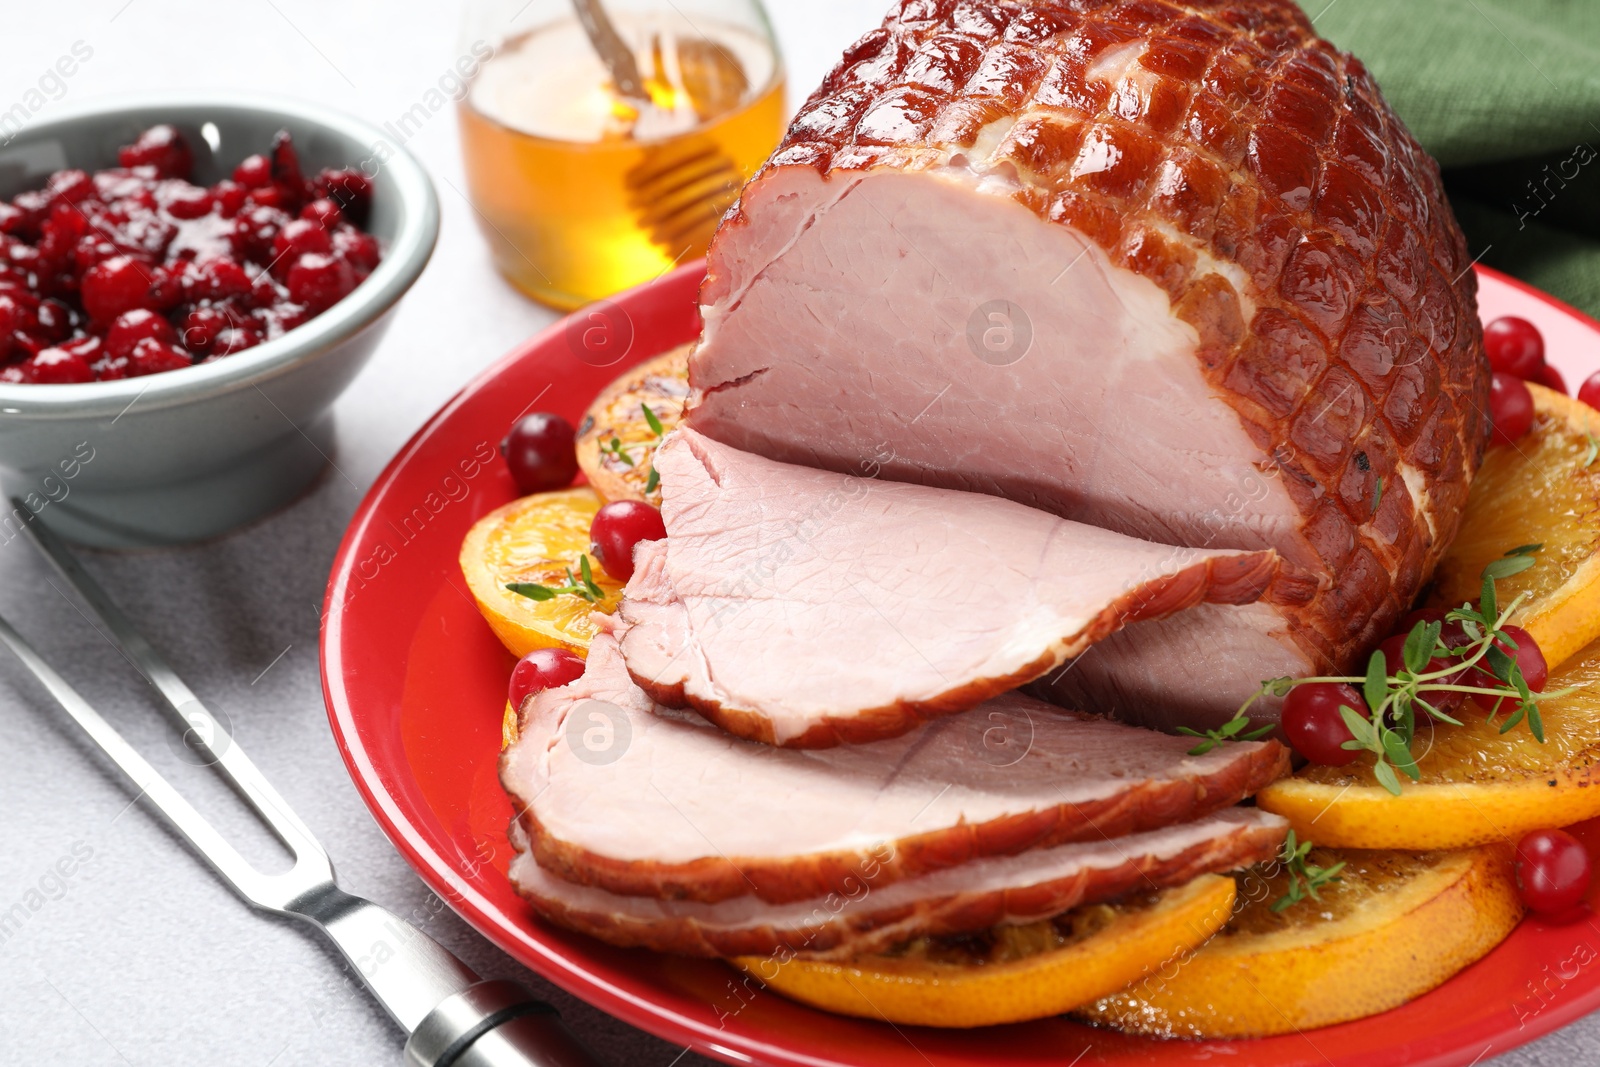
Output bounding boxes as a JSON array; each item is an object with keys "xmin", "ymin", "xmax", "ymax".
[{"xmin": 320, "ymin": 260, "xmax": 1600, "ymax": 1066}]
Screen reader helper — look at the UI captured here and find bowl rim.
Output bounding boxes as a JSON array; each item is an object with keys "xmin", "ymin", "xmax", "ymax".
[{"xmin": 0, "ymin": 90, "xmax": 440, "ymax": 419}]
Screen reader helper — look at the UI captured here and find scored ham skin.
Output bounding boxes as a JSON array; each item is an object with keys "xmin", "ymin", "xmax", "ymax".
[
  {"xmin": 508, "ymin": 807, "xmax": 1285, "ymax": 958},
  {"xmin": 687, "ymin": 0, "xmax": 1489, "ymax": 728},
  {"xmin": 501, "ymin": 632, "xmax": 1287, "ymax": 905},
  {"xmin": 615, "ymin": 427, "xmax": 1305, "ymax": 746}
]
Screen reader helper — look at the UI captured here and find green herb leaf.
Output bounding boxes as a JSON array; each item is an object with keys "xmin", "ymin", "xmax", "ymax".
[
  {"xmin": 1401, "ymin": 620, "xmax": 1433, "ymax": 675},
  {"xmin": 1587, "ymin": 435, "xmax": 1599, "ymax": 468},
  {"xmin": 641, "ymin": 402, "xmax": 665, "ymax": 437},
  {"xmin": 644, "ymin": 465, "xmax": 660, "ymax": 494},
  {"xmin": 1372, "ymin": 475, "xmax": 1384, "ymax": 515},
  {"xmin": 1373, "ymin": 760, "xmax": 1401, "ymax": 796},
  {"xmin": 1484, "ymin": 555, "xmax": 1537, "ymax": 581},
  {"xmin": 505, "ymin": 582, "xmax": 558, "ymax": 601},
  {"xmin": 1505, "ymin": 544, "xmax": 1544, "ymax": 557},
  {"xmin": 1481, "ymin": 570, "xmax": 1499, "ymax": 625},
  {"xmin": 1364, "ymin": 651, "xmax": 1388, "ymax": 714}
]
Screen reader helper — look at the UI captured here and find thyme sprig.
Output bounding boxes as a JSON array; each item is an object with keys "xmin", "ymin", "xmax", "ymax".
[
  {"xmin": 599, "ymin": 402, "xmax": 668, "ymax": 492},
  {"xmin": 1233, "ymin": 547, "xmax": 1579, "ymax": 795},
  {"xmin": 1270, "ymin": 830, "xmax": 1346, "ymax": 912},
  {"xmin": 505, "ymin": 554, "xmax": 607, "ymax": 603},
  {"xmin": 1176, "ymin": 714, "xmax": 1275, "ymax": 756}
]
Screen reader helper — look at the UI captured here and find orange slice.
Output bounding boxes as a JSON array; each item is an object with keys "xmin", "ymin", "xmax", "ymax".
[
  {"xmin": 1430, "ymin": 382, "xmax": 1600, "ymax": 669},
  {"xmin": 460, "ymin": 488, "xmax": 623, "ymax": 658},
  {"xmin": 1078, "ymin": 845, "xmax": 1522, "ymax": 1037},
  {"xmin": 1257, "ymin": 637, "xmax": 1600, "ymax": 848},
  {"xmin": 575, "ymin": 344, "xmax": 690, "ymax": 505},
  {"xmin": 734, "ymin": 875, "xmax": 1235, "ymax": 1029}
]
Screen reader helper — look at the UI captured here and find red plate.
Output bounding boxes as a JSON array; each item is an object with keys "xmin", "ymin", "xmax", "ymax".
[{"xmin": 322, "ymin": 262, "xmax": 1600, "ymax": 1067}]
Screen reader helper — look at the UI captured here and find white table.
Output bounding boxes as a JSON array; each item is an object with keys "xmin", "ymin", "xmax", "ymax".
[{"xmin": 0, "ymin": 2, "xmax": 1583, "ymax": 1064}]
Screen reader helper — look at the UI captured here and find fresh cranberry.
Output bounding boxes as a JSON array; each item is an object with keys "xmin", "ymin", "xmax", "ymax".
[
  {"xmin": 1484, "ymin": 316, "xmax": 1545, "ymax": 379},
  {"xmin": 117, "ymin": 125, "xmax": 193, "ymax": 179},
  {"xmin": 230, "ymin": 205, "xmax": 290, "ymax": 261},
  {"xmin": 0, "ymin": 365, "xmax": 23, "ymax": 383},
  {"xmin": 0, "ymin": 203, "xmax": 25, "ymax": 237},
  {"xmin": 186, "ymin": 256, "xmax": 252, "ymax": 302},
  {"xmin": 500, "ymin": 412, "xmax": 578, "ymax": 494},
  {"xmin": 161, "ymin": 182, "xmax": 212, "ymax": 220},
  {"xmin": 332, "ymin": 227, "xmax": 380, "ymax": 275},
  {"xmin": 1489, "ymin": 372, "xmax": 1535, "ymax": 446},
  {"xmin": 509, "ymin": 648, "xmax": 587, "ymax": 709},
  {"xmin": 211, "ymin": 324, "xmax": 262, "ymax": 356},
  {"xmin": 244, "ymin": 184, "xmax": 287, "ymax": 210},
  {"xmin": 213, "ymin": 180, "xmax": 249, "ymax": 217},
  {"xmin": 146, "ymin": 264, "xmax": 185, "ymax": 311},
  {"xmin": 589, "ymin": 500, "xmax": 667, "ymax": 582},
  {"xmin": 1281, "ymin": 682, "xmax": 1364, "ymax": 766},
  {"xmin": 24, "ymin": 346, "xmax": 94, "ymax": 383},
  {"xmin": 1375, "ymin": 632, "xmax": 1460, "ymax": 683},
  {"xmin": 300, "ymin": 198, "xmax": 342, "ymax": 227},
  {"xmin": 271, "ymin": 218, "xmax": 332, "ymax": 266},
  {"xmin": 317, "ymin": 168, "xmax": 372, "ymax": 223},
  {"xmin": 233, "ymin": 154, "xmax": 273, "ymax": 188},
  {"xmin": 285, "ymin": 252, "xmax": 354, "ymax": 312},
  {"xmin": 92, "ymin": 352, "xmax": 130, "ymax": 380},
  {"xmin": 1516, "ymin": 829, "xmax": 1592, "ymax": 916},
  {"xmin": 1470, "ymin": 625, "xmax": 1548, "ymax": 713},
  {"xmin": 34, "ymin": 298, "xmax": 73, "ymax": 342},
  {"xmin": 128, "ymin": 337, "xmax": 192, "ymax": 376},
  {"xmin": 45, "ymin": 169, "xmax": 96, "ymax": 206},
  {"xmin": 1579, "ymin": 372, "xmax": 1600, "ymax": 413},
  {"xmin": 80, "ymin": 255, "xmax": 152, "ymax": 321},
  {"xmin": 1536, "ymin": 364, "xmax": 1567, "ymax": 395},
  {"xmin": 104, "ymin": 308, "xmax": 177, "ymax": 359}
]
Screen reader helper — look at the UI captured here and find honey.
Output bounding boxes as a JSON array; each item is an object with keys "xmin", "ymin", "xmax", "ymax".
[{"xmin": 459, "ymin": 14, "xmax": 785, "ymax": 309}]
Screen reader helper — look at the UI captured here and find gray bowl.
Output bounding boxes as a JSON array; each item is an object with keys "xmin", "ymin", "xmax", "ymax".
[{"xmin": 0, "ymin": 92, "xmax": 439, "ymax": 548}]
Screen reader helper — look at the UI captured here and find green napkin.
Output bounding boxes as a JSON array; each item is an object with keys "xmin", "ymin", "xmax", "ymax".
[{"xmin": 1313, "ymin": 0, "xmax": 1600, "ymax": 318}]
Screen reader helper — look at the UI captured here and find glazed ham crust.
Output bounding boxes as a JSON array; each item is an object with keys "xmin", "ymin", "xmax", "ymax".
[{"xmin": 692, "ymin": 0, "xmax": 1489, "ymax": 701}]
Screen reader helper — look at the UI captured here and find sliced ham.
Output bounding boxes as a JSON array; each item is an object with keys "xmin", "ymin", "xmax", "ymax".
[
  {"xmin": 500, "ymin": 633, "xmax": 1287, "ymax": 905},
  {"xmin": 686, "ymin": 0, "xmax": 1489, "ymax": 727},
  {"xmin": 508, "ymin": 807, "xmax": 1285, "ymax": 958},
  {"xmin": 614, "ymin": 428, "xmax": 1301, "ymax": 746}
]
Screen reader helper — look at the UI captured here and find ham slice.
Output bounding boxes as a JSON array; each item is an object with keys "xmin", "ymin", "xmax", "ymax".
[
  {"xmin": 500, "ymin": 633, "xmax": 1287, "ymax": 905},
  {"xmin": 508, "ymin": 807, "xmax": 1286, "ymax": 958},
  {"xmin": 613, "ymin": 428, "xmax": 1300, "ymax": 746},
  {"xmin": 686, "ymin": 0, "xmax": 1489, "ymax": 727}
]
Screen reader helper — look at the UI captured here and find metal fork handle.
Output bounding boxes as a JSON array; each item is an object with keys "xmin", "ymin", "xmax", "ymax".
[{"xmin": 6, "ymin": 509, "xmax": 608, "ymax": 1066}]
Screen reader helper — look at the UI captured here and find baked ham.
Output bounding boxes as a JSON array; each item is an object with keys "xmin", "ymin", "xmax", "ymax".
[
  {"xmin": 615, "ymin": 427, "xmax": 1298, "ymax": 745},
  {"xmin": 501, "ymin": 633, "xmax": 1287, "ymax": 905},
  {"xmin": 686, "ymin": 0, "xmax": 1489, "ymax": 727},
  {"xmin": 508, "ymin": 806, "xmax": 1285, "ymax": 958}
]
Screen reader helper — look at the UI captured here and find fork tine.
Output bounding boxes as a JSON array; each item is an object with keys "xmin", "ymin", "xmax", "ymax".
[
  {"xmin": 0, "ymin": 609, "xmax": 297, "ymax": 902},
  {"xmin": 15, "ymin": 502, "xmax": 323, "ymax": 861}
]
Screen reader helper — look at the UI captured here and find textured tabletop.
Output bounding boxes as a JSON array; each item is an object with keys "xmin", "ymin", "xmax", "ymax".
[{"xmin": 0, "ymin": 2, "xmax": 1584, "ymax": 1065}]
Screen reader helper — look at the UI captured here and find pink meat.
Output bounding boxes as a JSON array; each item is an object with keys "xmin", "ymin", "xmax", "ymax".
[
  {"xmin": 508, "ymin": 807, "xmax": 1285, "ymax": 958},
  {"xmin": 686, "ymin": 0, "xmax": 1488, "ymax": 727},
  {"xmin": 501, "ymin": 632, "xmax": 1287, "ymax": 905},
  {"xmin": 613, "ymin": 428, "xmax": 1302, "ymax": 745}
]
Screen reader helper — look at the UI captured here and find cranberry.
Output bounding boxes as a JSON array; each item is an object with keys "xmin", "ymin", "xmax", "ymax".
[
  {"xmin": 1516, "ymin": 829, "xmax": 1592, "ymax": 916},
  {"xmin": 128, "ymin": 337, "xmax": 192, "ymax": 376},
  {"xmin": 1281, "ymin": 682, "xmax": 1364, "ymax": 766},
  {"xmin": 1469, "ymin": 625, "xmax": 1548, "ymax": 713},
  {"xmin": 0, "ymin": 204, "xmax": 25, "ymax": 237},
  {"xmin": 146, "ymin": 264, "xmax": 185, "ymax": 311},
  {"xmin": 285, "ymin": 252, "xmax": 354, "ymax": 312},
  {"xmin": 332, "ymin": 227, "xmax": 380, "ymax": 275},
  {"xmin": 179, "ymin": 305, "xmax": 235, "ymax": 354},
  {"xmin": 104, "ymin": 308, "xmax": 177, "ymax": 359},
  {"xmin": 500, "ymin": 412, "xmax": 578, "ymax": 494},
  {"xmin": 34, "ymin": 298, "xmax": 73, "ymax": 342},
  {"xmin": 211, "ymin": 324, "xmax": 262, "ymax": 355},
  {"xmin": 233, "ymin": 154, "xmax": 273, "ymax": 188},
  {"xmin": 317, "ymin": 168, "xmax": 372, "ymax": 224},
  {"xmin": 589, "ymin": 500, "xmax": 667, "ymax": 582},
  {"xmin": 24, "ymin": 346, "xmax": 94, "ymax": 383},
  {"xmin": 1375, "ymin": 632, "xmax": 1461, "ymax": 683},
  {"xmin": 92, "ymin": 352, "xmax": 130, "ymax": 380},
  {"xmin": 1489, "ymin": 372, "xmax": 1535, "ymax": 446},
  {"xmin": 245, "ymin": 184, "xmax": 287, "ymax": 210},
  {"xmin": 213, "ymin": 180, "xmax": 249, "ymax": 217},
  {"xmin": 117, "ymin": 125, "xmax": 193, "ymax": 179},
  {"xmin": 80, "ymin": 255, "xmax": 152, "ymax": 321},
  {"xmin": 45, "ymin": 169, "xmax": 96, "ymax": 206},
  {"xmin": 509, "ymin": 648, "xmax": 587, "ymax": 709},
  {"xmin": 301, "ymin": 198, "xmax": 342, "ymax": 227},
  {"xmin": 271, "ymin": 218, "xmax": 332, "ymax": 266},
  {"xmin": 1537, "ymin": 364, "xmax": 1567, "ymax": 395},
  {"xmin": 1580, "ymin": 372, "xmax": 1600, "ymax": 413},
  {"xmin": 162, "ymin": 183, "xmax": 212, "ymax": 220},
  {"xmin": 1484, "ymin": 317, "xmax": 1544, "ymax": 379},
  {"xmin": 186, "ymin": 256, "xmax": 252, "ymax": 302}
]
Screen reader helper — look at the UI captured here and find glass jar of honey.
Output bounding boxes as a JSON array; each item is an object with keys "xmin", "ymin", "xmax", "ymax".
[{"xmin": 458, "ymin": 0, "xmax": 786, "ymax": 310}]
